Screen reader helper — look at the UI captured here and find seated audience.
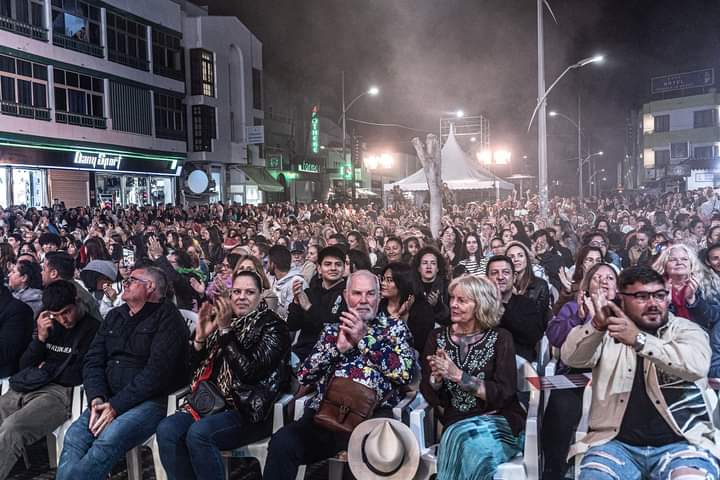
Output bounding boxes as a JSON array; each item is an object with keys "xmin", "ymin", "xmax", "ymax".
[
  {"xmin": 562, "ymin": 266, "xmax": 717, "ymax": 480},
  {"xmin": 0, "ymin": 280, "xmax": 98, "ymax": 479},
  {"xmin": 156, "ymin": 270, "xmax": 291, "ymax": 480},
  {"xmin": 486, "ymin": 255, "xmax": 545, "ymax": 362},
  {"xmin": 263, "ymin": 270, "xmax": 415, "ymax": 479},
  {"xmin": 56, "ymin": 266, "xmax": 189, "ymax": 480},
  {"xmin": 420, "ymin": 275, "xmax": 524, "ymax": 479}
]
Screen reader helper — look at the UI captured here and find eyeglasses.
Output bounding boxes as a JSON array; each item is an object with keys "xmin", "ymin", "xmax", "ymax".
[
  {"xmin": 619, "ymin": 290, "xmax": 669, "ymax": 302},
  {"xmin": 589, "ymin": 241, "xmax": 607, "ymax": 247},
  {"xmin": 123, "ymin": 276, "xmax": 149, "ymax": 286}
]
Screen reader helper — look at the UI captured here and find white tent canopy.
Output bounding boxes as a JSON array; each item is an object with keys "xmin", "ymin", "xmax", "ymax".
[{"xmin": 385, "ymin": 129, "xmax": 514, "ymax": 192}]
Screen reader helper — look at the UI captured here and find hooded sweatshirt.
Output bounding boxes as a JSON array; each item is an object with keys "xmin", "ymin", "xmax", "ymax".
[
  {"xmin": 272, "ymin": 266, "xmax": 307, "ymax": 320},
  {"xmin": 12, "ymin": 287, "xmax": 43, "ymax": 317}
]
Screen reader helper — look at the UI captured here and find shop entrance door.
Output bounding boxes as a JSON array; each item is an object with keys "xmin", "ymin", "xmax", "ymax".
[{"xmin": 12, "ymin": 168, "xmax": 45, "ymax": 207}]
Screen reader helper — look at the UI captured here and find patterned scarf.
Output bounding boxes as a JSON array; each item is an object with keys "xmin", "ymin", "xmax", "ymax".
[{"xmin": 190, "ymin": 302, "xmax": 267, "ymax": 403}]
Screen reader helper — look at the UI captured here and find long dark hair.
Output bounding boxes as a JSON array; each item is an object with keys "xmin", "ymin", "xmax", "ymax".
[
  {"xmin": 85, "ymin": 237, "xmax": 111, "ymax": 261},
  {"xmin": 412, "ymin": 246, "xmax": 448, "ymax": 281},
  {"xmin": 504, "ymin": 241, "xmax": 537, "ymax": 294},
  {"xmin": 572, "ymin": 245, "xmax": 605, "ymax": 284},
  {"xmin": 380, "ymin": 262, "xmax": 419, "ymax": 305},
  {"xmin": 460, "ymin": 233, "xmax": 482, "ymax": 262},
  {"xmin": 511, "ymin": 220, "xmax": 532, "ymax": 248}
]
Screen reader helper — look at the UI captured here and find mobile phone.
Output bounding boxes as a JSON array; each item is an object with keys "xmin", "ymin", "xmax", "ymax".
[{"xmin": 122, "ymin": 248, "xmax": 135, "ymax": 268}]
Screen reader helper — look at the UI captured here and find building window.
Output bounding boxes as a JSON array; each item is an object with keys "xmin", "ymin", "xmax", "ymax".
[
  {"xmin": 0, "ymin": 54, "xmax": 49, "ymax": 120},
  {"xmin": 190, "ymin": 49, "xmax": 214, "ymax": 97},
  {"xmin": 152, "ymin": 29, "xmax": 183, "ymax": 80},
  {"xmin": 53, "ymin": 67, "xmax": 106, "ymax": 128},
  {"xmin": 693, "ymin": 109, "xmax": 717, "ymax": 128},
  {"xmin": 655, "ymin": 150, "xmax": 670, "ymax": 167},
  {"xmin": 0, "ymin": 0, "xmax": 46, "ymax": 40},
  {"xmin": 192, "ymin": 104, "xmax": 215, "ymax": 151},
  {"xmin": 155, "ymin": 92, "xmax": 185, "ymax": 141},
  {"xmin": 51, "ymin": 0, "xmax": 102, "ymax": 57},
  {"xmin": 106, "ymin": 11, "xmax": 149, "ymax": 71},
  {"xmin": 109, "ymin": 81, "xmax": 151, "ymax": 135},
  {"xmin": 693, "ymin": 145, "xmax": 717, "ymax": 160},
  {"xmin": 252, "ymin": 68, "xmax": 262, "ymax": 110},
  {"xmin": 670, "ymin": 142, "xmax": 688, "ymax": 160},
  {"xmin": 653, "ymin": 114, "xmax": 669, "ymax": 132}
]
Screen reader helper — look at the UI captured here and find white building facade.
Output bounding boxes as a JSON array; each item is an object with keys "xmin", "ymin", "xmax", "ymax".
[
  {"xmin": 0, "ymin": 0, "xmax": 265, "ymax": 208},
  {"xmin": 641, "ymin": 68, "xmax": 720, "ymax": 191},
  {"xmin": 181, "ymin": 5, "xmax": 276, "ymax": 206}
]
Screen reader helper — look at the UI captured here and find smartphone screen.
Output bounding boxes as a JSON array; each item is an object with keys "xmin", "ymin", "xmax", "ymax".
[{"xmin": 122, "ymin": 248, "xmax": 135, "ymax": 268}]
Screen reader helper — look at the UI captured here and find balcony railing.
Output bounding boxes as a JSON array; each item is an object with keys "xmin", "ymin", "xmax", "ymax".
[
  {"xmin": 0, "ymin": 15, "xmax": 47, "ymax": 41},
  {"xmin": 0, "ymin": 101, "xmax": 50, "ymax": 120},
  {"xmin": 108, "ymin": 50, "xmax": 150, "ymax": 71},
  {"xmin": 55, "ymin": 111, "xmax": 106, "ymax": 129},
  {"xmin": 152, "ymin": 63, "xmax": 184, "ymax": 82},
  {"xmin": 155, "ymin": 127, "xmax": 187, "ymax": 141},
  {"xmin": 52, "ymin": 33, "xmax": 104, "ymax": 58}
]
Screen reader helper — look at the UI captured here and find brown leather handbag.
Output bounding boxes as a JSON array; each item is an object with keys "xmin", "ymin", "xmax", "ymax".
[{"xmin": 314, "ymin": 376, "xmax": 378, "ymax": 435}]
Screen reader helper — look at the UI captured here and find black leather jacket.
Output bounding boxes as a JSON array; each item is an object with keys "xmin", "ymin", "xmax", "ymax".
[{"xmin": 190, "ymin": 308, "xmax": 291, "ymax": 422}]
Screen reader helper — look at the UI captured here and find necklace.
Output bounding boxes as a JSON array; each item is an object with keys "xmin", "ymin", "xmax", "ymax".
[{"xmin": 451, "ymin": 327, "xmax": 485, "ymax": 337}]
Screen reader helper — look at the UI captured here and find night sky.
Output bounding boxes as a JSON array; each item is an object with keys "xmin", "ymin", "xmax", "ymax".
[{"xmin": 200, "ymin": 0, "xmax": 720, "ymax": 188}]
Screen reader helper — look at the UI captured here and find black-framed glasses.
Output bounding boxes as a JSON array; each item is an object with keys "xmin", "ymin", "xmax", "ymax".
[
  {"xmin": 619, "ymin": 290, "xmax": 669, "ymax": 302},
  {"xmin": 123, "ymin": 276, "xmax": 149, "ymax": 286}
]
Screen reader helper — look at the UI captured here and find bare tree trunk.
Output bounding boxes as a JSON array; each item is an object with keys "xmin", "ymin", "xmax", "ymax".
[{"xmin": 411, "ymin": 134, "xmax": 442, "ymax": 238}]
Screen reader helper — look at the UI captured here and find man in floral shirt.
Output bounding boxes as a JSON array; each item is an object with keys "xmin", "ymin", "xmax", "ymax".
[{"xmin": 264, "ymin": 270, "xmax": 416, "ymax": 479}]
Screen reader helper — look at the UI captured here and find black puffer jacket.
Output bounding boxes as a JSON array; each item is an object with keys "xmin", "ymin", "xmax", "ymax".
[{"xmin": 190, "ymin": 308, "xmax": 291, "ymax": 422}]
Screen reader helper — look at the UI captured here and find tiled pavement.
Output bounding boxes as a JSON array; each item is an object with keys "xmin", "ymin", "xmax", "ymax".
[{"xmin": 8, "ymin": 440, "xmax": 335, "ymax": 480}]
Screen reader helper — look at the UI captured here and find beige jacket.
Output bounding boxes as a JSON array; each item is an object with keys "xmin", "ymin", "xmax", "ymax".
[{"xmin": 561, "ymin": 313, "xmax": 719, "ymax": 459}]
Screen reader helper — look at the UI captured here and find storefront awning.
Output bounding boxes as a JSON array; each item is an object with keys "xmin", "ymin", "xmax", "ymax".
[{"xmin": 241, "ymin": 166, "xmax": 284, "ymax": 192}]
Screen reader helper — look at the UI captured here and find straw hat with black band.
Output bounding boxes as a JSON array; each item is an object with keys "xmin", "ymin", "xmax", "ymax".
[{"xmin": 348, "ymin": 418, "xmax": 420, "ymax": 480}]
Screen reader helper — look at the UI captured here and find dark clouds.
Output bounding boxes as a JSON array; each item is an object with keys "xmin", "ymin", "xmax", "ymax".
[{"xmin": 202, "ymin": 0, "xmax": 720, "ymax": 186}]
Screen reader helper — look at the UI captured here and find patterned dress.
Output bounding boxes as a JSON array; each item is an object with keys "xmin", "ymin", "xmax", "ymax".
[{"xmin": 421, "ymin": 326, "xmax": 525, "ymax": 480}]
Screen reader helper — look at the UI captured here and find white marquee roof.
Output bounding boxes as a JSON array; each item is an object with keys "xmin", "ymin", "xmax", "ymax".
[{"xmin": 385, "ymin": 129, "xmax": 514, "ymax": 192}]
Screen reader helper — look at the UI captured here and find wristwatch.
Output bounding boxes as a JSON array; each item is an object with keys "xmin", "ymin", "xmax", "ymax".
[
  {"xmin": 218, "ymin": 327, "xmax": 232, "ymax": 336},
  {"xmin": 633, "ymin": 332, "xmax": 647, "ymax": 352}
]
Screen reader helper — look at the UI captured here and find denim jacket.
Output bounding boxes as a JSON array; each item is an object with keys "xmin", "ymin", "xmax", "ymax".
[{"xmin": 297, "ymin": 312, "xmax": 416, "ymax": 411}]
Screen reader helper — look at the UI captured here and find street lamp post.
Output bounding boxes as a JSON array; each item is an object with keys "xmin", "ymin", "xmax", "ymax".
[
  {"xmin": 582, "ymin": 151, "xmax": 604, "ymax": 197},
  {"xmin": 530, "ymin": 42, "xmax": 603, "ymax": 216},
  {"xmin": 549, "ymin": 96, "xmax": 585, "ymax": 200},
  {"xmin": 340, "ymin": 71, "xmax": 378, "ymax": 203}
]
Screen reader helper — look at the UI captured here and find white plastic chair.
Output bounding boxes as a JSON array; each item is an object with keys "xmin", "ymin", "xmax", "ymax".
[
  {"xmin": 178, "ymin": 309, "xmax": 198, "ymax": 335},
  {"xmin": 494, "ymin": 356, "xmax": 541, "ymax": 480},
  {"xmin": 47, "ymin": 384, "xmax": 84, "ymax": 468},
  {"xmin": 138, "ymin": 387, "xmax": 297, "ymax": 480},
  {"xmin": 573, "ymin": 382, "xmax": 593, "ymax": 480},
  {"xmin": 404, "ymin": 356, "xmax": 541, "ymax": 480}
]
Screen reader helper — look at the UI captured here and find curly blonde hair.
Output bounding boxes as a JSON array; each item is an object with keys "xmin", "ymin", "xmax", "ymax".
[
  {"xmin": 448, "ymin": 275, "xmax": 502, "ymax": 331},
  {"xmin": 652, "ymin": 243, "xmax": 720, "ymax": 300}
]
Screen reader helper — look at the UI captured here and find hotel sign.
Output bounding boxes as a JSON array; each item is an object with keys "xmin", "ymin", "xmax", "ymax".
[
  {"xmin": 298, "ymin": 158, "xmax": 320, "ymax": 173},
  {"xmin": 651, "ymin": 68, "xmax": 714, "ymax": 94},
  {"xmin": 310, "ymin": 105, "xmax": 320, "ymax": 154},
  {"xmin": 74, "ymin": 151, "xmax": 122, "ymax": 170}
]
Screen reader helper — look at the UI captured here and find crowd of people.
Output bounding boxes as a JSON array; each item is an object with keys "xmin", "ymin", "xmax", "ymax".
[{"xmin": 0, "ymin": 185, "xmax": 719, "ymax": 480}]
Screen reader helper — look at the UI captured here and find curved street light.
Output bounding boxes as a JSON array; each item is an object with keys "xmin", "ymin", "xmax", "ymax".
[
  {"xmin": 528, "ymin": 55, "xmax": 603, "ymax": 131},
  {"xmin": 340, "ymin": 72, "xmax": 380, "ymax": 202}
]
